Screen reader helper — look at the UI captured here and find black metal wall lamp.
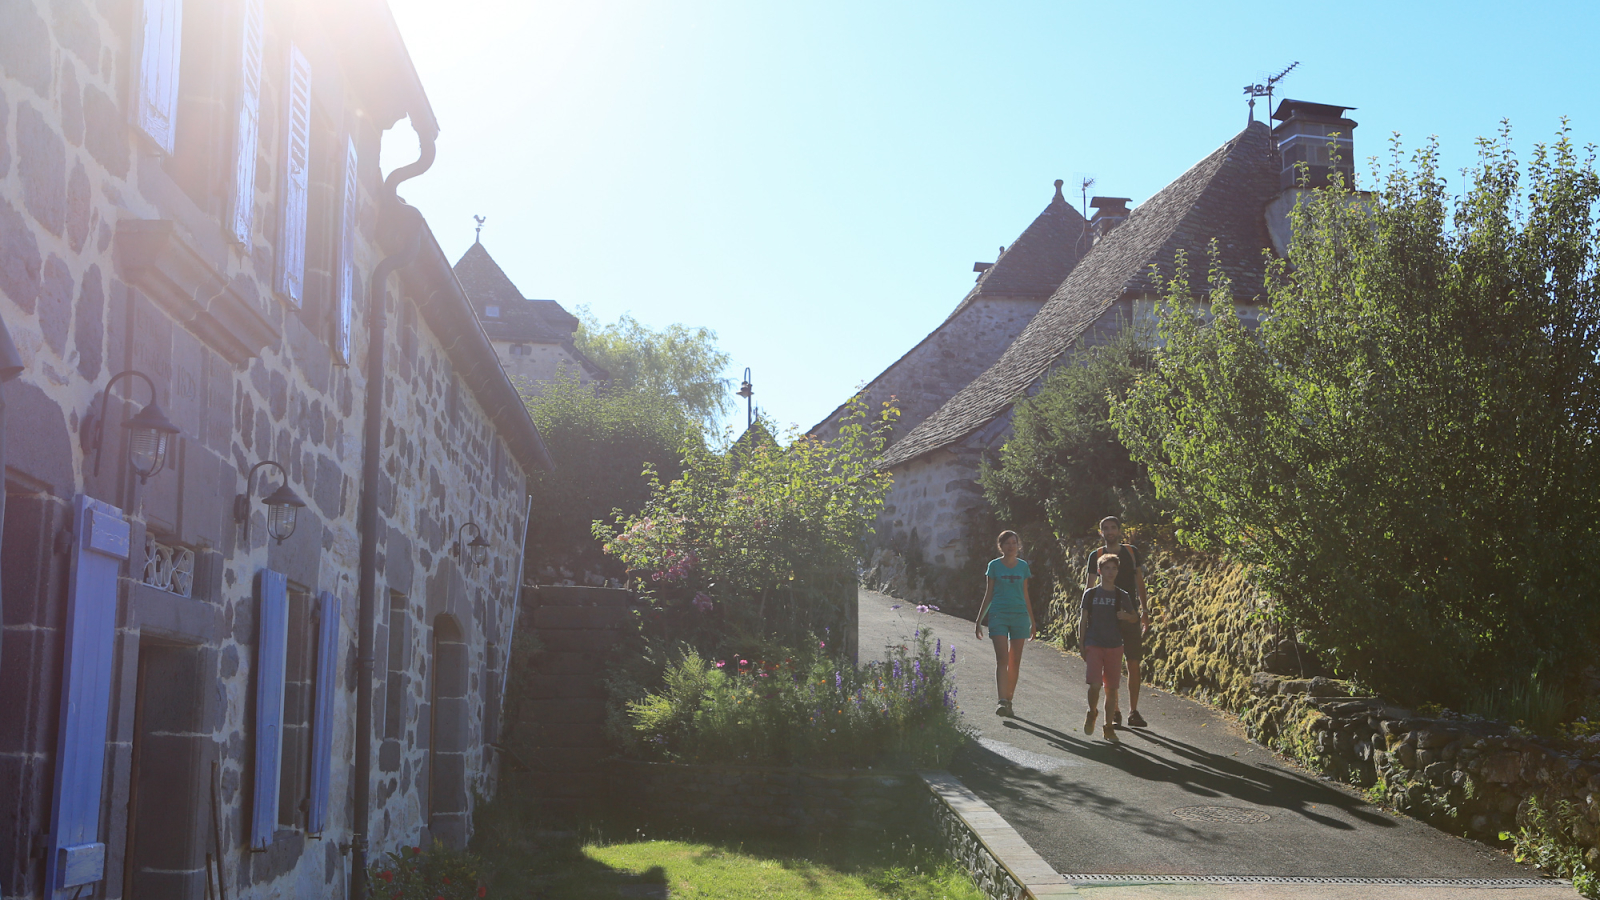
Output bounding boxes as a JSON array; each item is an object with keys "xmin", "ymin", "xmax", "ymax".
[
  {"xmin": 233, "ymin": 460, "xmax": 307, "ymax": 545},
  {"xmin": 82, "ymin": 370, "xmax": 183, "ymax": 483},
  {"xmin": 452, "ymin": 522, "xmax": 490, "ymax": 569}
]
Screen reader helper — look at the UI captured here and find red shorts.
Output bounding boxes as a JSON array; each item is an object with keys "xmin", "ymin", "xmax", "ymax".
[{"xmin": 1084, "ymin": 645, "xmax": 1123, "ymax": 690}]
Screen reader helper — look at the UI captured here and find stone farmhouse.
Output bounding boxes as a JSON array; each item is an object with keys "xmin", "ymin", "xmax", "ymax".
[
  {"xmin": 453, "ymin": 240, "xmax": 608, "ymax": 395},
  {"xmin": 0, "ymin": 0, "xmax": 555, "ymax": 897},
  {"xmin": 814, "ymin": 102, "xmax": 1358, "ymax": 603}
]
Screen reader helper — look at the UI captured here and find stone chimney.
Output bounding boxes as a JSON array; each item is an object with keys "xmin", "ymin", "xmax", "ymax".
[
  {"xmin": 1265, "ymin": 99, "xmax": 1359, "ymax": 257},
  {"xmin": 1271, "ymin": 99, "xmax": 1357, "ymax": 191},
  {"xmin": 1089, "ymin": 196, "xmax": 1131, "ymax": 241}
]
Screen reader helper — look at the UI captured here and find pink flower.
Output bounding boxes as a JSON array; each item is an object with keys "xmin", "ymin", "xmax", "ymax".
[
  {"xmin": 715, "ymin": 660, "xmax": 726, "ymax": 668},
  {"xmin": 818, "ymin": 640, "xmax": 826, "ymax": 649}
]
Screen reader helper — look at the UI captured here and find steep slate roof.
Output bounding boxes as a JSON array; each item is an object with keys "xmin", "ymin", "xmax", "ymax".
[
  {"xmin": 807, "ymin": 183, "xmax": 1090, "ymax": 437},
  {"xmin": 453, "ymin": 242, "xmax": 568, "ymax": 342},
  {"xmin": 879, "ymin": 121, "xmax": 1280, "ymax": 468}
]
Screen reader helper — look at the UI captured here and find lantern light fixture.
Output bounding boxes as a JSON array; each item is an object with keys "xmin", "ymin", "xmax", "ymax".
[
  {"xmin": 453, "ymin": 522, "xmax": 490, "ymax": 569},
  {"xmin": 233, "ymin": 460, "xmax": 307, "ymax": 545},
  {"xmin": 83, "ymin": 370, "xmax": 183, "ymax": 484}
]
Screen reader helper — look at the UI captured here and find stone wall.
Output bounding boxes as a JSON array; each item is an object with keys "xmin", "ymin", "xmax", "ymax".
[
  {"xmin": 0, "ymin": 1, "xmax": 537, "ymax": 896},
  {"xmin": 495, "ymin": 340, "xmax": 597, "ymax": 393},
  {"xmin": 923, "ymin": 784, "xmax": 1026, "ymax": 900},
  {"xmin": 609, "ymin": 761, "xmax": 922, "ymax": 835}
]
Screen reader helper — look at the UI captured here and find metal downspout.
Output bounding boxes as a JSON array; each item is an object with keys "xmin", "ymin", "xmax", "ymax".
[{"xmin": 351, "ymin": 132, "xmax": 435, "ymax": 900}]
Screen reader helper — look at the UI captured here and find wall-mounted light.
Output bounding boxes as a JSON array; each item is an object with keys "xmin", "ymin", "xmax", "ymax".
[
  {"xmin": 233, "ymin": 461, "xmax": 307, "ymax": 545},
  {"xmin": 82, "ymin": 370, "xmax": 182, "ymax": 484},
  {"xmin": 452, "ymin": 522, "xmax": 490, "ymax": 569}
]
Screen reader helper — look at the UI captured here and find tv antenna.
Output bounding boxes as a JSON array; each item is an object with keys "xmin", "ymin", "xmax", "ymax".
[
  {"xmin": 1243, "ymin": 61, "xmax": 1299, "ymax": 124},
  {"xmin": 473, "ymin": 214, "xmax": 486, "ymax": 242},
  {"xmin": 1076, "ymin": 177, "xmax": 1096, "ymax": 255}
]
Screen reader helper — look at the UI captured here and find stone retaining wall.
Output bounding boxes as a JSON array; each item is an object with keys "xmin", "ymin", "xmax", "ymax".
[
  {"xmin": 922, "ymin": 780, "xmax": 1026, "ymax": 900},
  {"xmin": 1247, "ymin": 674, "xmax": 1600, "ymax": 882},
  {"xmin": 608, "ymin": 761, "xmax": 921, "ymax": 834}
]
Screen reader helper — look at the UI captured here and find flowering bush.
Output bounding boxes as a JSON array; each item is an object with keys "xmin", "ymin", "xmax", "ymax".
[
  {"xmin": 594, "ymin": 398, "xmax": 895, "ymax": 649},
  {"xmin": 625, "ymin": 629, "xmax": 969, "ymax": 768},
  {"xmin": 367, "ymin": 842, "xmax": 489, "ymax": 899}
]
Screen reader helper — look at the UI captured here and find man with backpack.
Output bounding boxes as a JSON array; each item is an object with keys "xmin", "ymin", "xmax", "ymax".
[{"xmin": 1083, "ymin": 516, "xmax": 1151, "ymax": 728}]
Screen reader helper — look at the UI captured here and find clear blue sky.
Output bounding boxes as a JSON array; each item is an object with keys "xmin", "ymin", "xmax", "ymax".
[{"xmin": 382, "ymin": 0, "xmax": 1600, "ymax": 433}]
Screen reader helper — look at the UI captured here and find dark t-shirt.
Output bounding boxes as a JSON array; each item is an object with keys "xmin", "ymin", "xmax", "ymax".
[
  {"xmin": 1081, "ymin": 586, "xmax": 1134, "ymax": 648},
  {"xmin": 1085, "ymin": 543, "xmax": 1143, "ymax": 605}
]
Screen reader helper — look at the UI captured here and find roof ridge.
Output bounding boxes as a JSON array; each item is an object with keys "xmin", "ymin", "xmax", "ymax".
[{"xmin": 879, "ymin": 121, "xmax": 1279, "ymax": 468}]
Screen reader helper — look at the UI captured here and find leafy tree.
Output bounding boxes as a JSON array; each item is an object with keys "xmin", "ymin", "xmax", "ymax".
[
  {"xmin": 1112, "ymin": 125, "xmax": 1600, "ymax": 704},
  {"xmin": 520, "ymin": 373, "xmax": 699, "ymax": 571},
  {"xmin": 594, "ymin": 399, "xmax": 897, "ymax": 652},
  {"xmin": 574, "ymin": 309, "xmax": 732, "ymax": 427},
  {"xmin": 980, "ymin": 324, "xmax": 1159, "ymax": 597}
]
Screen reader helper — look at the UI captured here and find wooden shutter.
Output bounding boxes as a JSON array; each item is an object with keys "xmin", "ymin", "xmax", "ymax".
[
  {"xmin": 226, "ymin": 0, "xmax": 264, "ymax": 246},
  {"xmin": 306, "ymin": 592, "xmax": 340, "ymax": 835},
  {"xmin": 274, "ymin": 45, "xmax": 312, "ymax": 306},
  {"xmin": 134, "ymin": 0, "xmax": 183, "ymax": 153},
  {"xmin": 251, "ymin": 569, "xmax": 290, "ymax": 850},
  {"xmin": 43, "ymin": 496, "xmax": 130, "ymax": 894},
  {"xmin": 333, "ymin": 135, "xmax": 359, "ymax": 364}
]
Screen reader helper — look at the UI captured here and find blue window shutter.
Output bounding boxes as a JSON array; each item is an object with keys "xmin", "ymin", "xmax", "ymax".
[
  {"xmin": 274, "ymin": 44, "xmax": 312, "ymax": 306},
  {"xmin": 333, "ymin": 135, "xmax": 359, "ymax": 364},
  {"xmin": 306, "ymin": 591, "xmax": 340, "ymax": 835},
  {"xmin": 133, "ymin": 0, "xmax": 183, "ymax": 153},
  {"xmin": 251, "ymin": 569, "xmax": 290, "ymax": 851},
  {"xmin": 43, "ymin": 496, "xmax": 130, "ymax": 895},
  {"xmin": 226, "ymin": 0, "xmax": 264, "ymax": 246}
]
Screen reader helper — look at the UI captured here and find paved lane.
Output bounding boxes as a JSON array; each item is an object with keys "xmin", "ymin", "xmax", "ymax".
[{"xmin": 859, "ymin": 587, "xmax": 1573, "ymax": 891}]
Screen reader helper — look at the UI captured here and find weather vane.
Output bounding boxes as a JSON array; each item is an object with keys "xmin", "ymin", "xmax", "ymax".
[
  {"xmin": 1243, "ymin": 61, "xmax": 1299, "ymax": 124},
  {"xmin": 473, "ymin": 214, "xmax": 486, "ymax": 242}
]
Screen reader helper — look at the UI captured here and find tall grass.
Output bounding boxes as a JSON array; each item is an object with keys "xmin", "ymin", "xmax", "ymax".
[
  {"xmin": 626, "ymin": 629, "xmax": 969, "ymax": 768},
  {"xmin": 1463, "ymin": 676, "xmax": 1567, "ymax": 735}
]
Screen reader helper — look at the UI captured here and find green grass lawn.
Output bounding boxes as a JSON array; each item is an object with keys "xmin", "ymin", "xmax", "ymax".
[{"xmin": 473, "ymin": 809, "xmax": 983, "ymax": 899}]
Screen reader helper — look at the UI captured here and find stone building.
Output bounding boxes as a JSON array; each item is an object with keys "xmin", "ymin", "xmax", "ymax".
[
  {"xmin": 823, "ymin": 103, "xmax": 1356, "ymax": 602},
  {"xmin": 0, "ymin": 0, "xmax": 553, "ymax": 897},
  {"xmin": 453, "ymin": 240, "xmax": 607, "ymax": 394}
]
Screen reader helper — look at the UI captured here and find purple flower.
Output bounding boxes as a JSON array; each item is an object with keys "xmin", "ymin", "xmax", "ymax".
[
  {"xmin": 935, "ymin": 638, "xmax": 941, "ymax": 659},
  {"xmin": 693, "ymin": 592, "xmax": 714, "ymax": 613},
  {"xmin": 916, "ymin": 604, "xmax": 939, "ymax": 614}
]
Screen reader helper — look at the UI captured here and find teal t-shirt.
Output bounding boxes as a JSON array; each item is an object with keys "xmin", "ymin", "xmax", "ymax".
[{"xmin": 985, "ymin": 557, "xmax": 1032, "ymax": 614}]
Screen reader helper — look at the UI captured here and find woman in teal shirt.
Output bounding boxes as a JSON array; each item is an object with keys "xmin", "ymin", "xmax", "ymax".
[{"xmin": 974, "ymin": 530, "xmax": 1036, "ymax": 717}]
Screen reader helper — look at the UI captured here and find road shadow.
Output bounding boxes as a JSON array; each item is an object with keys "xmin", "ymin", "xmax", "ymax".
[{"xmin": 964, "ymin": 715, "xmax": 1394, "ymax": 832}]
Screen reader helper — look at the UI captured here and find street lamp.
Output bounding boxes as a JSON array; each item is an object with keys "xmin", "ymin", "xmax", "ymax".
[
  {"xmin": 83, "ymin": 370, "xmax": 182, "ymax": 484},
  {"xmin": 736, "ymin": 367, "xmax": 753, "ymax": 428},
  {"xmin": 453, "ymin": 522, "xmax": 490, "ymax": 569},
  {"xmin": 233, "ymin": 460, "xmax": 307, "ymax": 545}
]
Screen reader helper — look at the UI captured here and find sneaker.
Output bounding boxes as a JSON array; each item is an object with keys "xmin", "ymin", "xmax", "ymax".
[
  {"xmin": 1103, "ymin": 723, "xmax": 1119, "ymax": 743},
  {"xmin": 1128, "ymin": 709, "xmax": 1148, "ymax": 728},
  {"xmin": 1112, "ymin": 709, "xmax": 1122, "ymax": 727},
  {"xmin": 995, "ymin": 700, "xmax": 1013, "ymax": 718},
  {"xmin": 1084, "ymin": 709, "xmax": 1097, "ymax": 735}
]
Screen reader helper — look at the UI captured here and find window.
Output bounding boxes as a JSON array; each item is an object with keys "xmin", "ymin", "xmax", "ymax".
[
  {"xmin": 484, "ymin": 305, "xmax": 500, "ymax": 318},
  {"xmin": 140, "ymin": 533, "xmax": 195, "ymax": 597}
]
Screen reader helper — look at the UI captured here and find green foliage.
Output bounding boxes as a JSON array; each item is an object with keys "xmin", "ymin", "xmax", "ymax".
[
  {"xmin": 1503, "ymin": 796, "xmax": 1600, "ymax": 899},
  {"xmin": 520, "ymin": 373, "xmax": 699, "ymax": 565},
  {"xmin": 1464, "ymin": 675, "xmax": 1568, "ymax": 736},
  {"xmin": 594, "ymin": 398, "xmax": 896, "ymax": 648},
  {"xmin": 625, "ymin": 631, "xmax": 968, "ymax": 768},
  {"xmin": 1113, "ymin": 125, "xmax": 1600, "ymax": 705},
  {"xmin": 574, "ymin": 308, "xmax": 732, "ymax": 427},
  {"xmin": 367, "ymin": 841, "xmax": 489, "ymax": 898}
]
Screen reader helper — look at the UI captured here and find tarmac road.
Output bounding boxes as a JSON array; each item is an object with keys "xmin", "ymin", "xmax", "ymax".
[{"xmin": 858, "ymin": 587, "xmax": 1577, "ymax": 895}]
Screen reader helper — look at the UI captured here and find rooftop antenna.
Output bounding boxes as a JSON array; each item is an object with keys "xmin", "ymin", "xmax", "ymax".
[
  {"xmin": 473, "ymin": 214, "xmax": 486, "ymax": 243},
  {"xmin": 1077, "ymin": 176, "xmax": 1096, "ymax": 255},
  {"xmin": 1243, "ymin": 61, "xmax": 1299, "ymax": 125}
]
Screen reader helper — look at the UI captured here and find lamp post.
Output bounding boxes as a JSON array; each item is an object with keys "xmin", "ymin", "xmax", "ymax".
[
  {"xmin": 82, "ymin": 370, "xmax": 182, "ymax": 484},
  {"xmin": 736, "ymin": 367, "xmax": 753, "ymax": 428},
  {"xmin": 233, "ymin": 460, "xmax": 307, "ymax": 545},
  {"xmin": 452, "ymin": 522, "xmax": 490, "ymax": 569}
]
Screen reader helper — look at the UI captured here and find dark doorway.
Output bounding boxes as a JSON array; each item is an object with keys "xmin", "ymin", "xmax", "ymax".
[
  {"xmin": 428, "ymin": 615, "xmax": 468, "ymax": 848},
  {"xmin": 122, "ymin": 639, "xmax": 207, "ymax": 899}
]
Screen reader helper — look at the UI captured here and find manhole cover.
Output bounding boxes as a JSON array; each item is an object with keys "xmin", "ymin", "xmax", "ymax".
[{"xmin": 1171, "ymin": 806, "xmax": 1272, "ymax": 824}]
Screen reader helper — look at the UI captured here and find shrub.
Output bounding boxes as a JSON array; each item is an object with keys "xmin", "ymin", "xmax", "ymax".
[
  {"xmin": 625, "ymin": 629, "xmax": 969, "ymax": 769},
  {"xmin": 368, "ymin": 842, "xmax": 489, "ymax": 899}
]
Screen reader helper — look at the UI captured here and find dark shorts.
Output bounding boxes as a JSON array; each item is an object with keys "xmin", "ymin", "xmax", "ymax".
[{"xmin": 1119, "ymin": 622, "xmax": 1144, "ymax": 662}]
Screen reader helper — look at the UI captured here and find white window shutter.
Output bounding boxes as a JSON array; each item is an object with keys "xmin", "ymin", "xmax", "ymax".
[
  {"xmin": 274, "ymin": 44, "xmax": 312, "ymax": 307},
  {"xmin": 134, "ymin": 0, "xmax": 183, "ymax": 153},
  {"xmin": 333, "ymin": 135, "xmax": 358, "ymax": 364},
  {"xmin": 226, "ymin": 0, "xmax": 264, "ymax": 246}
]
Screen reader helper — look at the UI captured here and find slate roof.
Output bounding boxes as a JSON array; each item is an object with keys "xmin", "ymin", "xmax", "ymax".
[
  {"xmin": 878, "ymin": 121, "xmax": 1281, "ymax": 468},
  {"xmin": 453, "ymin": 242, "xmax": 574, "ymax": 343},
  {"xmin": 807, "ymin": 183, "xmax": 1090, "ymax": 438}
]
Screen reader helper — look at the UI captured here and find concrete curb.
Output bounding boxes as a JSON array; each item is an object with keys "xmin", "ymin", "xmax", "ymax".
[{"xmin": 919, "ymin": 769, "xmax": 1079, "ymax": 899}]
